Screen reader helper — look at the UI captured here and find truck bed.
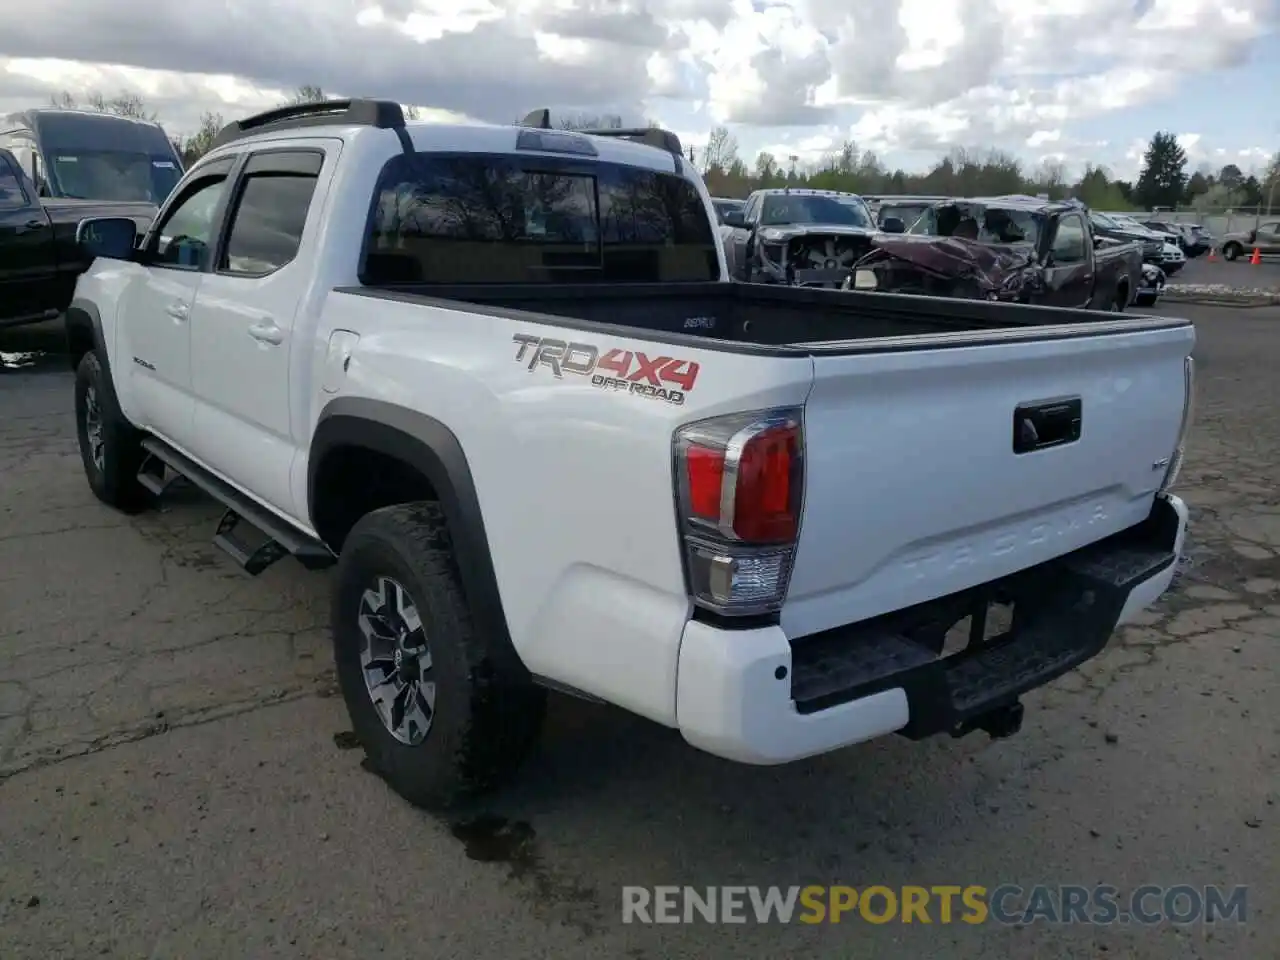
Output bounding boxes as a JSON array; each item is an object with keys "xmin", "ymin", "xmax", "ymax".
[{"xmin": 347, "ymin": 281, "xmax": 1181, "ymax": 350}]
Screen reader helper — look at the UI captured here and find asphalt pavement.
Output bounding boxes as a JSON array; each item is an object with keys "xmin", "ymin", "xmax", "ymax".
[
  {"xmin": 1, "ymin": 306, "xmax": 1277, "ymax": 959},
  {"xmin": 1171, "ymin": 252, "xmax": 1280, "ymax": 290}
]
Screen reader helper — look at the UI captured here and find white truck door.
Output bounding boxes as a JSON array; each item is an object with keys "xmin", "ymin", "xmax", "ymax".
[{"xmin": 188, "ymin": 146, "xmax": 332, "ymax": 517}]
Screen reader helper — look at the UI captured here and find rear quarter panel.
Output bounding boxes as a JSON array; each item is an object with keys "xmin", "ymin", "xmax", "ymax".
[{"xmin": 310, "ymin": 292, "xmax": 815, "ymax": 726}]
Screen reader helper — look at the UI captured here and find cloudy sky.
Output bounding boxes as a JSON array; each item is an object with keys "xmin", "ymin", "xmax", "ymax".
[{"xmin": 0, "ymin": 0, "xmax": 1276, "ymax": 180}]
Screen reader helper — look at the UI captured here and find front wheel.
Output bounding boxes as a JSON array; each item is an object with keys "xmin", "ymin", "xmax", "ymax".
[
  {"xmin": 74, "ymin": 352, "xmax": 153, "ymax": 513},
  {"xmin": 1223, "ymin": 242, "xmax": 1242, "ymax": 262},
  {"xmin": 331, "ymin": 501, "xmax": 546, "ymax": 811}
]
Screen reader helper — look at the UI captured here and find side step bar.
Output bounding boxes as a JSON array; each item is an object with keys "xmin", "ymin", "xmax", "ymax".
[{"xmin": 138, "ymin": 437, "xmax": 335, "ymax": 575}]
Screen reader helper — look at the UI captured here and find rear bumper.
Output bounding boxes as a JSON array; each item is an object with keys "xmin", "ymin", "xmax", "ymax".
[{"xmin": 675, "ymin": 494, "xmax": 1187, "ymax": 765}]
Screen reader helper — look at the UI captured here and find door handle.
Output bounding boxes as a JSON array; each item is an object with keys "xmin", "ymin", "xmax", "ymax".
[
  {"xmin": 165, "ymin": 302, "xmax": 189, "ymax": 322},
  {"xmin": 14, "ymin": 219, "xmax": 45, "ymax": 234},
  {"xmin": 248, "ymin": 320, "xmax": 283, "ymax": 345}
]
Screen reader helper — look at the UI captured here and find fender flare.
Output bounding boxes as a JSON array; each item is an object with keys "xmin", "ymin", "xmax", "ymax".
[
  {"xmin": 64, "ymin": 299, "xmax": 126, "ymax": 410},
  {"xmin": 309, "ymin": 397, "xmax": 521, "ymax": 670}
]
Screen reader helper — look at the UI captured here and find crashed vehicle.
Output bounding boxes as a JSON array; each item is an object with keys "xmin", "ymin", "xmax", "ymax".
[
  {"xmin": 720, "ymin": 188, "xmax": 882, "ymax": 287},
  {"xmin": 848, "ymin": 196, "xmax": 1145, "ymax": 310}
]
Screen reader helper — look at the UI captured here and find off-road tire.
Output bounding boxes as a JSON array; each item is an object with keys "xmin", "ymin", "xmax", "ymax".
[
  {"xmin": 74, "ymin": 351, "xmax": 153, "ymax": 513},
  {"xmin": 1223, "ymin": 242, "xmax": 1242, "ymax": 262},
  {"xmin": 332, "ymin": 501, "xmax": 547, "ymax": 811}
]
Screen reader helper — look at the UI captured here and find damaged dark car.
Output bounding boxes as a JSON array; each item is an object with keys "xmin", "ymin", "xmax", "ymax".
[
  {"xmin": 847, "ymin": 197, "xmax": 1146, "ymax": 311},
  {"xmin": 721, "ymin": 188, "xmax": 883, "ymax": 288}
]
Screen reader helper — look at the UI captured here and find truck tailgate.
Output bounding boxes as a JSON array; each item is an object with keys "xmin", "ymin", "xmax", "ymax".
[{"xmin": 782, "ymin": 321, "xmax": 1194, "ymax": 639}]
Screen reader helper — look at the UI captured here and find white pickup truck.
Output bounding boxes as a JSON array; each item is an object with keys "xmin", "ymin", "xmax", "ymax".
[{"xmin": 66, "ymin": 100, "xmax": 1194, "ymax": 812}]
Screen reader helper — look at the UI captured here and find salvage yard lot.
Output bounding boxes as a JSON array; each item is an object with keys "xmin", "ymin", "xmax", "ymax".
[{"xmin": 1, "ymin": 305, "xmax": 1278, "ymax": 959}]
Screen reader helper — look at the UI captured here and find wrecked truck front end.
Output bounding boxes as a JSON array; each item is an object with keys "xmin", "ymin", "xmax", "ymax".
[
  {"xmin": 846, "ymin": 236, "xmax": 1043, "ymax": 302},
  {"xmin": 749, "ymin": 225, "xmax": 882, "ymax": 288}
]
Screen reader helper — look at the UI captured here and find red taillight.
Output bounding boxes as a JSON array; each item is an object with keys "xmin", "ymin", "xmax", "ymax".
[
  {"xmin": 732, "ymin": 424, "xmax": 799, "ymax": 543},
  {"xmin": 673, "ymin": 408, "xmax": 804, "ymax": 616},
  {"xmin": 685, "ymin": 444, "xmax": 725, "ymax": 521}
]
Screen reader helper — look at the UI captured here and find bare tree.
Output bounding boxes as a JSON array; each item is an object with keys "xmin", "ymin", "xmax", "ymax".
[
  {"xmin": 285, "ymin": 84, "xmax": 328, "ymax": 105},
  {"xmin": 50, "ymin": 89, "xmax": 157, "ymax": 121},
  {"xmin": 702, "ymin": 126, "xmax": 739, "ymax": 176},
  {"xmin": 554, "ymin": 113, "xmax": 623, "ymax": 131}
]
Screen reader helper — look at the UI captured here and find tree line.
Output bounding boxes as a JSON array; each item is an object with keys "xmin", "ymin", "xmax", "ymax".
[
  {"xmin": 688, "ymin": 126, "xmax": 1280, "ymax": 214},
  {"xmin": 49, "ymin": 88, "xmax": 1280, "ymax": 214}
]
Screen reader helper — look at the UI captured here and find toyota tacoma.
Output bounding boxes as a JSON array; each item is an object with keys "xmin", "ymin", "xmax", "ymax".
[{"xmin": 66, "ymin": 100, "xmax": 1194, "ymax": 812}]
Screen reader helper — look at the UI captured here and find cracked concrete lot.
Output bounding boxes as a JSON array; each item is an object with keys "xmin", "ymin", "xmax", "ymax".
[{"xmin": 1, "ymin": 306, "xmax": 1277, "ymax": 960}]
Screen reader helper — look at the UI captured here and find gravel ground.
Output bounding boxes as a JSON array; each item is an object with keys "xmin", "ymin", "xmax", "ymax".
[
  {"xmin": 1166, "ymin": 255, "xmax": 1280, "ymax": 303},
  {"xmin": 0, "ymin": 306, "xmax": 1277, "ymax": 959}
]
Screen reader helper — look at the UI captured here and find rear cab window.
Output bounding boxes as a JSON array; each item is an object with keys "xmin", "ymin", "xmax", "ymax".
[{"xmin": 359, "ymin": 152, "xmax": 720, "ymax": 285}]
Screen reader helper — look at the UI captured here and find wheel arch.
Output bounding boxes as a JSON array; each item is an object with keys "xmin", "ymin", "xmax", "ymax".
[
  {"xmin": 309, "ymin": 398, "xmax": 521, "ymax": 672},
  {"xmin": 65, "ymin": 299, "xmax": 104, "ymax": 373}
]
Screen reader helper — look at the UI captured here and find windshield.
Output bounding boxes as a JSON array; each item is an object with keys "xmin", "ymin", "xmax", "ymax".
[
  {"xmin": 46, "ymin": 149, "xmax": 180, "ymax": 204},
  {"xmin": 759, "ymin": 194, "xmax": 871, "ymax": 228},
  {"xmin": 907, "ymin": 203, "xmax": 1042, "ymax": 245},
  {"xmin": 880, "ymin": 203, "xmax": 932, "ymax": 230},
  {"xmin": 1091, "ymin": 212, "xmax": 1119, "ymax": 228},
  {"xmin": 712, "ymin": 199, "xmax": 743, "ymax": 221}
]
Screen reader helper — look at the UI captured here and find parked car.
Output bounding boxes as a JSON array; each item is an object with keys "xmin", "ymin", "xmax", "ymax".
[
  {"xmin": 1088, "ymin": 211, "xmax": 1165, "ymax": 265},
  {"xmin": 1, "ymin": 108, "xmax": 184, "ymax": 206},
  {"xmin": 720, "ymin": 187, "xmax": 883, "ymax": 287},
  {"xmin": 1219, "ymin": 221, "xmax": 1280, "ymax": 261},
  {"xmin": 1135, "ymin": 262, "xmax": 1166, "ymax": 307},
  {"xmin": 849, "ymin": 196, "xmax": 1145, "ymax": 311},
  {"xmin": 710, "ymin": 197, "xmax": 744, "ymax": 225},
  {"xmin": 0, "ymin": 147, "xmax": 156, "ymax": 331},
  {"xmin": 66, "ymin": 99, "xmax": 1193, "ymax": 813},
  {"xmin": 1144, "ymin": 219, "xmax": 1209, "ymax": 257},
  {"xmin": 1158, "ymin": 241, "xmax": 1185, "ymax": 275}
]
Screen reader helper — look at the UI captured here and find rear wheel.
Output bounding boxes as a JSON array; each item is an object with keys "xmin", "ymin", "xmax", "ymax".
[
  {"xmin": 74, "ymin": 352, "xmax": 153, "ymax": 513},
  {"xmin": 332, "ymin": 501, "xmax": 546, "ymax": 811}
]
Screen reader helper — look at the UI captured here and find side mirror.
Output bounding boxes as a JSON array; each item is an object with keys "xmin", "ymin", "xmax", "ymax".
[
  {"xmin": 880, "ymin": 216, "xmax": 905, "ymax": 234},
  {"xmin": 1093, "ymin": 236, "xmax": 1105, "ymax": 249},
  {"xmin": 76, "ymin": 217, "xmax": 139, "ymax": 261},
  {"xmin": 722, "ymin": 210, "xmax": 745, "ymax": 228}
]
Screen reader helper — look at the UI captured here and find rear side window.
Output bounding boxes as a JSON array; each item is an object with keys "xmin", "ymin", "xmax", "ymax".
[
  {"xmin": 1052, "ymin": 215, "xmax": 1087, "ymax": 264},
  {"xmin": 361, "ymin": 152, "xmax": 719, "ymax": 284},
  {"xmin": 220, "ymin": 172, "xmax": 319, "ymax": 275},
  {"xmin": 0, "ymin": 154, "xmax": 27, "ymax": 207}
]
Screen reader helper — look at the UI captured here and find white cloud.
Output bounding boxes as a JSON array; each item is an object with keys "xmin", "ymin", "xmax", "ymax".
[{"xmin": 0, "ymin": 0, "xmax": 1274, "ymax": 174}]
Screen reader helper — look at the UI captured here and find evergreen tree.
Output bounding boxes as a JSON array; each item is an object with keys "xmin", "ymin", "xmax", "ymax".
[{"xmin": 1135, "ymin": 132, "xmax": 1188, "ymax": 209}]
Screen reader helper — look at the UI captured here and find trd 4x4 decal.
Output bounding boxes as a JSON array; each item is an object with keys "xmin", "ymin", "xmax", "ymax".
[{"xmin": 511, "ymin": 334, "xmax": 700, "ymax": 406}]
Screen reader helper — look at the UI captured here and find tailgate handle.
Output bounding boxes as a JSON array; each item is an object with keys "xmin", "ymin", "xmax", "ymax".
[{"xmin": 1013, "ymin": 397, "xmax": 1082, "ymax": 454}]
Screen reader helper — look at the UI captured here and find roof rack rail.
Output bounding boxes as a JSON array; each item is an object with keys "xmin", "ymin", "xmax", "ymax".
[
  {"xmin": 517, "ymin": 109, "xmax": 684, "ymax": 171},
  {"xmin": 210, "ymin": 98, "xmax": 407, "ymax": 150}
]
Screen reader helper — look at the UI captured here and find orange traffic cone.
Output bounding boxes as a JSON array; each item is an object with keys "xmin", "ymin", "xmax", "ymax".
[
  {"xmin": 1250, "ymin": 247, "xmax": 1262, "ymax": 265},
  {"xmin": 1207, "ymin": 247, "xmax": 1217, "ymax": 262}
]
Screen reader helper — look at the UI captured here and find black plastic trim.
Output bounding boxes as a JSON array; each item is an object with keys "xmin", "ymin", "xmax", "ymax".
[
  {"xmin": 788, "ymin": 496, "xmax": 1181, "ymax": 736},
  {"xmin": 140, "ymin": 436, "xmax": 334, "ymax": 569},
  {"xmin": 210, "ymin": 98, "xmax": 405, "ymax": 150},
  {"xmin": 243, "ymin": 149, "xmax": 325, "ymax": 177},
  {"xmin": 309, "ymin": 398, "xmax": 522, "ymax": 673}
]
